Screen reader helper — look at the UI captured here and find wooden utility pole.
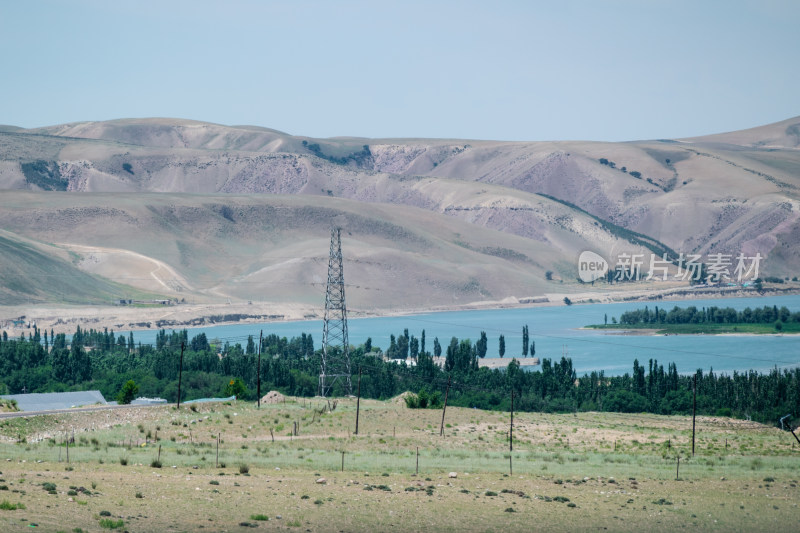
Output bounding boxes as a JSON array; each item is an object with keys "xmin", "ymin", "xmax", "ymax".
[
  {"xmin": 355, "ymin": 366, "xmax": 362, "ymax": 435},
  {"xmin": 257, "ymin": 330, "xmax": 263, "ymax": 409},
  {"xmin": 177, "ymin": 342, "xmax": 186, "ymax": 409},
  {"xmin": 692, "ymin": 373, "xmax": 697, "ymax": 456},
  {"xmin": 440, "ymin": 375, "xmax": 452, "ymax": 437},
  {"xmin": 510, "ymin": 390, "xmax": 514, "ymax": 452},
  {"xmin": 790, "ymin": 427, "xmax": 800, "ymax": 446},
  {"xmin": 509, "ymin": 390, "xmax": 514, "ymax": 475}
]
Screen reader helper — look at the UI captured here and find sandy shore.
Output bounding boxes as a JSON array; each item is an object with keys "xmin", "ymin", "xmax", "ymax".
[
  {"xmin": 477, "ymin": 357, "xmax": 540, "ymax": 369},
  {"xmin": 1, "ymin": 285, "xmax": 794, "ymax": 337},
  {"xmin": 586, "ymin": 328, "xmax": 662, "ymax": 336},
  {"xmin": 583, "ymin": 327, "xmax": 796, "ymax": 337}
]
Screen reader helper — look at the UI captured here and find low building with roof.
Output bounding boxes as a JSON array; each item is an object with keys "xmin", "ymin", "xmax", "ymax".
[{"xmin": 0, "ymin": 391, "xmax": 107, "ymax": 412}]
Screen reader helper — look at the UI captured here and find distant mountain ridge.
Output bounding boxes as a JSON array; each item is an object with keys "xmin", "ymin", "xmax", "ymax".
[{"xmin": 0, "ymin": 117, "xmax": 798, "ymax": 308}]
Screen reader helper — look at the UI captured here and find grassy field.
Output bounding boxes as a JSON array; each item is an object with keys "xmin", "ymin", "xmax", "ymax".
[
  {"xmin": 587, "ymin": 322, "xmax": 800, "ymax": 334},
  {"xmin": 0, "ymin": 396, "xmax": 798, "ymax": 532}
]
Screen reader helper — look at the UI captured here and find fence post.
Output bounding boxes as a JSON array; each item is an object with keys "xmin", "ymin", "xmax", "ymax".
[{"xmin": 692, "ymin": 373, "xmax": 697, "ymax": 456}]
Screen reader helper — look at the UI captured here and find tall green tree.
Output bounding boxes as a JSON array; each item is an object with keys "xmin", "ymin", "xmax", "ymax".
[
  {"xmin": 70, "ymin": 341, "xmax": 91, "ymax": 383},
  {"xmin": 445, "ymin": 337, "xmax": 458, "ymax": 371},
  {"xmin": 499, "ymin": 334, "xmax": 505, "ymax": 358},
  {"xmin": 410, "ymin": 336, "xmax": 419, "ymax": 361},
  {"xmin": 476, "ymin": 331, "xmax": 488, "ymax": 358},
  {"xmin": 522, "ymin": 325, "xmax": 529, "ymax": 357},
  {"xmin": 246, "ymin": 335, "xmax": 255, "ymax": 355},
  {"xmin": 116, "ymin": 380, "xmax": 139, "ymax": 404}
]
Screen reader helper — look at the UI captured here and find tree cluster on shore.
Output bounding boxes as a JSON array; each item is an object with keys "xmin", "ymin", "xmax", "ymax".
[
  {"xmin": 0, "ymin": 326, "xmax": 797, "ymax": 426},
  {"xmin": 617, "ymin": 305, "xmax": 799, "ymax": 326}
]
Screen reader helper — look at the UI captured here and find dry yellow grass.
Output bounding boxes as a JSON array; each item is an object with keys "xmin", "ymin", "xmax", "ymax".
[{"xmin": 0, "ymin": 396, "xmax": 798, "ymax": 531}]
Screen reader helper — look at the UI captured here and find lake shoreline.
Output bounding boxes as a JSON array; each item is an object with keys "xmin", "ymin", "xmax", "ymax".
[
  {"xmin": 2, "ymin": 294, "xmax": 797, "ymax": 376},
  {"xmin": 1, "ymin": 286, "xmax": 798, "ymax": 338},
  {"xmin": 583, "ymin": 327, "xmax": 798, "ymax": 337}
]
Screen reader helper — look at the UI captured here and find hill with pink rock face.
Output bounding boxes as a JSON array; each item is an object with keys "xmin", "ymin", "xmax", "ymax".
[{"xmin": 0, "ymin": 116, "xmax": 798, "ymax": 309}]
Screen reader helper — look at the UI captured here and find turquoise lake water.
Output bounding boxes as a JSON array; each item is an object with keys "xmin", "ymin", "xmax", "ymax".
[{"xmin": 126, "ymin": 294, "xmax": 800, "ymax": 376}]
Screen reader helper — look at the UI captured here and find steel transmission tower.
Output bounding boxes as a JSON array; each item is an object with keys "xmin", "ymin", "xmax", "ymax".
[{"xmin": 320, "ymin": 228, "xmax": 352, "ymax": 397}]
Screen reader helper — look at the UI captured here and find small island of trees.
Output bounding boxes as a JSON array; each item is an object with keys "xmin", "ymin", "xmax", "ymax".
[{"xmin": 590, "ymin": 304, "xmax": 800, "ymax": 334}]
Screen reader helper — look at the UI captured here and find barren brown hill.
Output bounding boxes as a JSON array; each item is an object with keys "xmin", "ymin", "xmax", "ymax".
[{"xmin": 0, "ymin": 117, "xmax": 798, "ymax": 310}]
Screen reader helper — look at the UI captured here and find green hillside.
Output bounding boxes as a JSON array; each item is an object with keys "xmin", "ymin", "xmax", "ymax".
[{"xmin": 0, "ymin": 232, "xmax": 163, "ymax": 305}]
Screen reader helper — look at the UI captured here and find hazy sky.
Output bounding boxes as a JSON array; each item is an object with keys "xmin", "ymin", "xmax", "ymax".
[{"xmin": 2, "ymin": 0, "xmax": 798, "ymax": 141}]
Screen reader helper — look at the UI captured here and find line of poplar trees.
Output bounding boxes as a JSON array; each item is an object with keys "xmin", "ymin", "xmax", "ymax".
[{"xmin": 0, "ymin": 326, "xmax": 797, "ymax": 426}]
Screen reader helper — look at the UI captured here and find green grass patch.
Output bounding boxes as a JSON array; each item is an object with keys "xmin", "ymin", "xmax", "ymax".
[
  {"xmin": 0, "ymin": 500, "xmax": 25, "ymax": 510},
  {"xmin": 98, "ymin": 518, "xmax": 124, "ymax": 529}
]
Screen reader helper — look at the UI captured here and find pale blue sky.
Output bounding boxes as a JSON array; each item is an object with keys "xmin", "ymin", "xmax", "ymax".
[{"xmin": 1, "ymin": 0, "xmax": 798, "ymax": 141}]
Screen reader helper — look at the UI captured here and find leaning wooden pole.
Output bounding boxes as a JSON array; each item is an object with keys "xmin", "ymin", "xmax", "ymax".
[
  {"xmin": 355, "ymin": 366, "xmax": 362, "ymax": 435},
  {"xmin": 177, "ymin": 342, "xmax": 186, "ymax": 409},
  {"xmin": 790, "ymin": 427, "xmax": 800, "ymax": 446},
  {"xmin": 440, "ymin": 375, "xmax": 452, "ymax": 437}
]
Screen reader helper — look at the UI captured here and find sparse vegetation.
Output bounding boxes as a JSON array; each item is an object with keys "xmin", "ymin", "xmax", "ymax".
[
  {"xmin": 20, "ymin": 160, "xmax": 68, "ymax": 190},
  {"xmin": 0, "ymin": 500, "xmax": 25, "ymax": 510},
  {"xmin": 539, "ymin": 193, "xmax": 678, "ymax": 262},
  {"xmin": 98, "ymin": 518, "xmax": 124, "ymax": 529},
  {"xmin": 302, "ymin": 140, "xmax": 373, "ymax": 167},
  {"xmin": 0, "ymin": 397, "xmax": 781, "ymax": 531}
]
